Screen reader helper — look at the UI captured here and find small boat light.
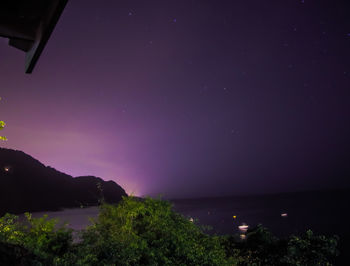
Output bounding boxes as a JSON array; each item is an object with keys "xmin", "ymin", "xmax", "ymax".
[{"xmin": 238, "ymin": 223, "xmax": 249, "ymax": 233}]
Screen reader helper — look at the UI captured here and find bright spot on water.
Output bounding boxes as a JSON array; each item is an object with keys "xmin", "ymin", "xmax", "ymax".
[{"xmin": 240, "ymin": 234, "xmax": 246, "ymax": 240}]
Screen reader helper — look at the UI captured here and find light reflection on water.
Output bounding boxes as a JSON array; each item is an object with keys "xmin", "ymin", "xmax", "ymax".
[{"xmin": 240, "ymin": 234, "xmax": 246, "ymax": 240}]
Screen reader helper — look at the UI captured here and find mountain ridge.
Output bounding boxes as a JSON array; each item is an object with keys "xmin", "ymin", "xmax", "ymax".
[{"xmin": 0, "ymin": 148, "xmax": 127, "ymax": 215}]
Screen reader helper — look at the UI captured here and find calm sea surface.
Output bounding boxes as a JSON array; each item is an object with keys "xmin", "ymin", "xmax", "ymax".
[{"xmin": 21, "ymin": 189, "xmax": 350, "ymax": 264}]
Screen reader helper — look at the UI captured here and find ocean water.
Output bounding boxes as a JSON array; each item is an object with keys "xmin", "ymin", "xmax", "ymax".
[
  {"xmin": 19, "ymin": 206, "xmax": 100, "ymax": 231},
  {"xmin": 21, "ymin": 189, "xmax": 350, "ymax": 264},
  {"xmin": 172, "ymin": 190, "xmax": 350, "ymax": 237}
]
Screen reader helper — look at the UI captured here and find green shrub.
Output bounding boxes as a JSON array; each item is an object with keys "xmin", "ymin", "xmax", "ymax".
[
  {"xmin": 221, "ymin": 224, "xmax": 339, "ymax": 266},
  {"xmin": 0, "ymin": 212, "xmax": 73, "ymax": 265},
  {"xmin": 75, "ymin": 196, "xmax": 232, "ymax": 266},
  {"xmin": 281, "ymin": 230, "xmax": 339, "ymax": 266}
]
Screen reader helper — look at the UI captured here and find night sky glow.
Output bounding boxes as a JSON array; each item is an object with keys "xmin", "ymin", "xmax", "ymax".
[{"xmin": 1, "ymin": 0, "xmax": 350, "ymax": 198}]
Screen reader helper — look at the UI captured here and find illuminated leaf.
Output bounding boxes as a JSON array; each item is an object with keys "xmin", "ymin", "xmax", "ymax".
[{"xmin": 0, "ymin": 98, "xmax": 7, "ymax": 141}]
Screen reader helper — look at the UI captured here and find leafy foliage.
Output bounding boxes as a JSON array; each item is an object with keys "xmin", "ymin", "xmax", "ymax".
[
  {"xmin": 282, "ymin": 230, "xmax": 339, "ymax": 266},
  {"xmin": 0, "ymin": 97, "xmax": 7, "ymax": 141},
  {"xmin": 74, "ymin": 196, "xmax": 231, "ymax": 265},
  {"xmin": 221, "ymin": 224, "xmax": 339, "ymax": 266},
  {"xmin": 0, "ymin": 213, "xmax": 73, "ymax": 265}
]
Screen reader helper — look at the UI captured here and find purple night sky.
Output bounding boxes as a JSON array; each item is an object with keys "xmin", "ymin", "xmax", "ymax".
[{"xmin": 1, "ymin": 0, "xmax": 350, "ymax": 198}]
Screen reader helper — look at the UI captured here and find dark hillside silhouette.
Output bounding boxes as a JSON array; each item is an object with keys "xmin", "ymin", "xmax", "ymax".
[{"xmin": 0, "ymin": 148, "xmax": 127, "ymax": 215}]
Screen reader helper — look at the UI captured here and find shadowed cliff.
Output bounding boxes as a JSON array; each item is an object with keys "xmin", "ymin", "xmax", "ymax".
[{"xmin": 0, "ymin": 148, "xmax": 127, "ymax": 215}]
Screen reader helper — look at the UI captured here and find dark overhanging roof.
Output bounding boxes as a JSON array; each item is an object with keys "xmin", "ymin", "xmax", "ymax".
[{"xmin": 0, "ymin": 0, "xmax": 68, "ymax": 74}]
